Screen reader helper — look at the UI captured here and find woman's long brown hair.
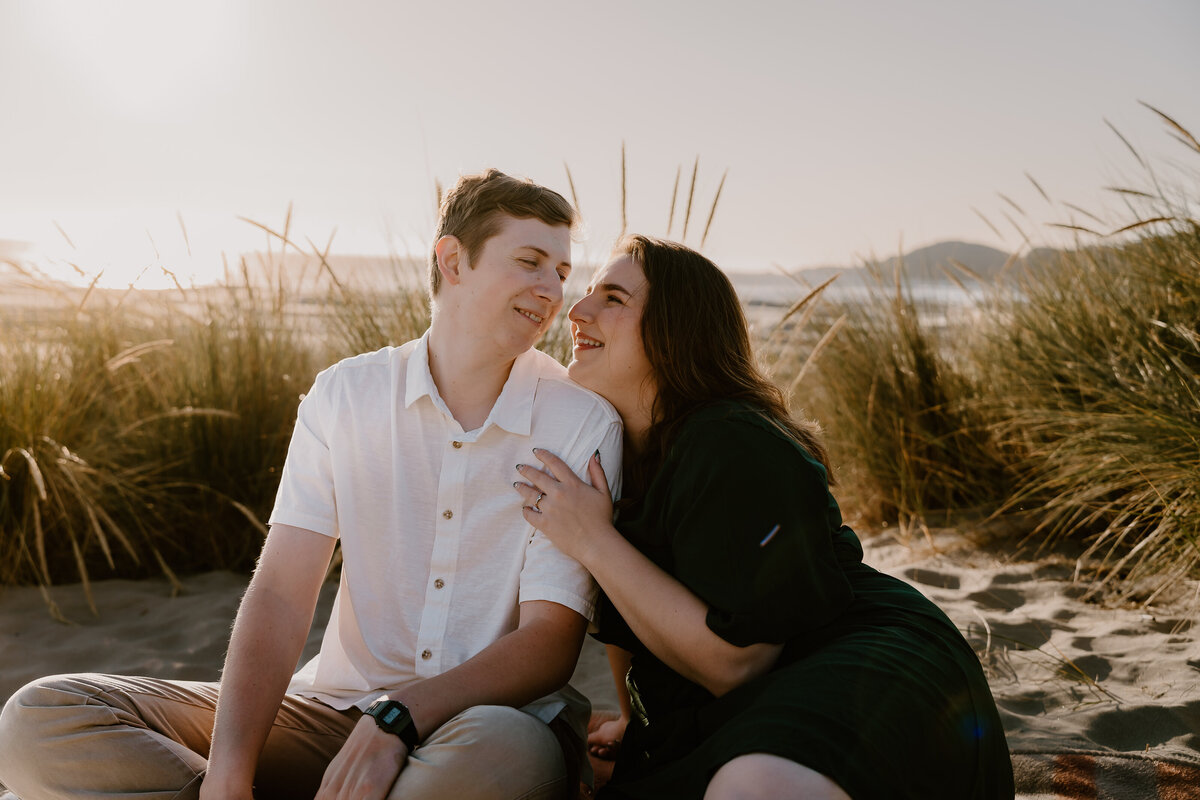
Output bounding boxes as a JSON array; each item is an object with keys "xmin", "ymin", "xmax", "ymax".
[{"xmin": 618, "ymin": 234, "xmax": 830, "ymax": 494}]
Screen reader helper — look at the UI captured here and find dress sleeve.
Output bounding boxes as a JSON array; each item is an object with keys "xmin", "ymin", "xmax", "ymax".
[{"xmin": 663, "ymin": 416, "xmax": 854, "ymax": 646}]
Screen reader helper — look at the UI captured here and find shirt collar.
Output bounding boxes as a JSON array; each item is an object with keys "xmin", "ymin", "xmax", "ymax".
[{"xmin": 404, "ymin": 332, "xmax": 538, "ymax": 437}]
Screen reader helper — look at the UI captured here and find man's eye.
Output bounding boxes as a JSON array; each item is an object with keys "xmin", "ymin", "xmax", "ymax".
[{"xmin": 519, "ymin": 258, "xmax": 537, "ymax": 267}]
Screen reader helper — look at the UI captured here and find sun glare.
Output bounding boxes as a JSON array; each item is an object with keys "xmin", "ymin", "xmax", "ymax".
[{"xmin": 29, "ymin": 227, "xmax": 220, "ymax": 292}]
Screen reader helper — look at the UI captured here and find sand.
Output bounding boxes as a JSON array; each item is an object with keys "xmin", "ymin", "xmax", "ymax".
[{"xmin": 1, "ymin": 527, "xmax": 1198, "ymax": 798}]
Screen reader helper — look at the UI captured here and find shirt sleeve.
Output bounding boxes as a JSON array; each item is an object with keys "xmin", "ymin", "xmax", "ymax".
[
  {"xmin": 267, "ymin": 365, "xmax": 340, "ymax": 538},
  {"xmin": 663, "ymin": 415, "xmax": 854, "ymax": 647},
  {"xmin": 518, "ymin": 417, "xmax": 623, "ymax": 620}
]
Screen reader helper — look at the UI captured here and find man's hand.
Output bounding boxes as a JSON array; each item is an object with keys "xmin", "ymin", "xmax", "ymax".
[{"xmin": 315, "ymin": 714, "xmax": 410, "ymax": 800}]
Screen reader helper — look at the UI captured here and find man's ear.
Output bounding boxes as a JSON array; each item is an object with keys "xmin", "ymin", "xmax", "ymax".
[{"xmin": 434, "ymin": 235, "xmax": 465, "ymax": 287}]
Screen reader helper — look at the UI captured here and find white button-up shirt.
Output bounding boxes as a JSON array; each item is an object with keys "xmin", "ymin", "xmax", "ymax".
[{"xmin": 270, "ymin": 334, "xmax": 622, "ymax": 719}]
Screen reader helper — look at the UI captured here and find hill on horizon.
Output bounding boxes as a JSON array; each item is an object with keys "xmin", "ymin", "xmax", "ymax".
[{"xmin": 790, "ymin": 240, "xmax": 1016, "ymax": 286}]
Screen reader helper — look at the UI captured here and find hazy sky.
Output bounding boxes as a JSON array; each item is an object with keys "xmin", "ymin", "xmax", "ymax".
[{"xmin": 2, "ymin": 0, "xmax": 1198, "ymax": 288}]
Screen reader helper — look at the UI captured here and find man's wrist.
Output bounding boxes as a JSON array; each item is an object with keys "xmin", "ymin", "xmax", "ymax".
[
  {"xmin": 365, "ymin": 698, "xmax": 420, "ymax": 750},
  {"xmin": 199, "ymin": 768, "xmax": 255, "ymax": 800}
]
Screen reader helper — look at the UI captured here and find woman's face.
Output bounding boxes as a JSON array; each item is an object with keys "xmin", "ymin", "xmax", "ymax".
[{"xmin": 566, "ymin": 255, "xmax": 655, "ymax": 412}]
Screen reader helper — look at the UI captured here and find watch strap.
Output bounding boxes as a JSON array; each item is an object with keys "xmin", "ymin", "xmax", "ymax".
[{"xmin": 365, "ymin": 699, "xmax": 419, "ymax": 750}]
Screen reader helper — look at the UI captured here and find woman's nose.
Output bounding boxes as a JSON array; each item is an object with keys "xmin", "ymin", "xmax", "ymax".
[{"xmin": 568, "ymin": 295, "xmax": 592, "ymax": 323}]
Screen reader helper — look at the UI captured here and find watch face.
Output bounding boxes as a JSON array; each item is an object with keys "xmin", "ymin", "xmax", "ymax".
[{"xmin": 382, "ymin": 707, "xmax": 404, "ymax": 725}]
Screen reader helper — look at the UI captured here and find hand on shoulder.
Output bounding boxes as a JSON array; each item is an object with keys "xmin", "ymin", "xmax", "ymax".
[{"xmin": 514, "ymin": 449, "xmax": 615, "ymax": 565}]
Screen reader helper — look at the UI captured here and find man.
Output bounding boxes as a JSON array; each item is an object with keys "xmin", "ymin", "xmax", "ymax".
[{"xmin": 0, "ymin": 169, "xmax": 622, "ymax": 800}]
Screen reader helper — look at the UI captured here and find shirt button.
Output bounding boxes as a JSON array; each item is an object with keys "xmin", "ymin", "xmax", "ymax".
[
  {"xmin": 421, "ymin": 649, "xmax": 432, "ymax": 660},
  {"xmin": 434, "ymin": 578, "xmax": 445, "ymax": 589},
  {"xmin": 442, "ymin": 509, "xmax": 453, "ymax": 520},
  {"xmin": 451, "ymin": 441, "xmax": 463, "ymax": 449}
]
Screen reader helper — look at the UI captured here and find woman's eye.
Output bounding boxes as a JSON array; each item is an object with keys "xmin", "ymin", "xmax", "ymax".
[{"xmin": 606, "ymin": 294, "xmax": 624, "ymax": 304}]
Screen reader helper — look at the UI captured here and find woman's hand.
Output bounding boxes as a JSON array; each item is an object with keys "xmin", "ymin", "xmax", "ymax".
[
  {"xmin": 584, "ymin": 710, "xmax": 627, "ymax": 795},
  {"xmin": 514, "ymin": 449, "xmax": 613, "ymax": 565},
  {"xmin": 587, "ymin": 712, "xmax": 628, "ymax": 760}
]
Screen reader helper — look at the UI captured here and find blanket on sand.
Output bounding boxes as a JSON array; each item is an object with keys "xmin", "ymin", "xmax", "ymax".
[{"xmin": 1011, "ymin": 749, "xmax": 1200, "ymax": 799}]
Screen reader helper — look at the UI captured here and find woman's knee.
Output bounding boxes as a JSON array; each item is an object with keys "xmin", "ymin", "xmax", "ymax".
[{"xmin": 704, "ymin": 753, "xmax": 851, "ymax": 800}]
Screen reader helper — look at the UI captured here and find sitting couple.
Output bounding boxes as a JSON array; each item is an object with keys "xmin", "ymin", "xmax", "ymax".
[{"xmin": 0, "ymin": 170, "xmax": 1013, "ymax": 800}]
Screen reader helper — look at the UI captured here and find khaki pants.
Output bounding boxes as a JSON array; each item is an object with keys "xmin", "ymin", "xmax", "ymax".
[{"xmin": 0, "ymin": 673, "xmax": 566, "ymax": 800}]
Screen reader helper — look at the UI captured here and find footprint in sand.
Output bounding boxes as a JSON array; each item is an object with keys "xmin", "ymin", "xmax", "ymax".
[
  {"xmin": 900, "ymin": 568, "xmax": 960, "ymax": 589},
  {"xmin": 1084, "ymin": 701, "xmax": 1200, "ymax": 751},
  {"xmin": 967, "ymin": 586, "xmax": 1025, "ymax": 612}
]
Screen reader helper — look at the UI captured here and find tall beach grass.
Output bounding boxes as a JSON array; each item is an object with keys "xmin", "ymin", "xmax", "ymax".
[
  {"xmin": 772, "ymin": 107, "xmax": 1199, "ymax": 601},
  {"xmin": 2, "ymin": 121, "xmax": 1197, "ymax": 610}
]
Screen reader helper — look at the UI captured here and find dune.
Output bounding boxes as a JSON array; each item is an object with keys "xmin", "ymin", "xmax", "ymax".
[{"xmin": 1, "ymin": 529, "xmax": 1198, "ymax": 798}]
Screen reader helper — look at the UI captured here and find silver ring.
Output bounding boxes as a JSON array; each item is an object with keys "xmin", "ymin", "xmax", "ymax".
[{"xmin": 534, "ymin": 492, "xmax": 545, "ymax": 512}]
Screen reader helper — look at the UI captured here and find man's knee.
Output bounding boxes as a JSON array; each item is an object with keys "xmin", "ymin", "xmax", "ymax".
[
  {"xmin": 395, "ymin": 705, "xmax": 566, "ymax": 799},
  {"xmin": 442, "ymin": 704, "xmax": 563, "ymax": 764},
  {"xmin": 445, "ymin": 704, "xmax": 544, "ymax": 735},
  {"xmin": 0, "ymin": 675, "xmax": 90, "ymax": 781},
  {"xmin": 1, "ymin": 675, "xmax": 79, "ymax": 736}
]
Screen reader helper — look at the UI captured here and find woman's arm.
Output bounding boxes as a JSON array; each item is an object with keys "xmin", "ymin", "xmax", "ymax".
[
  {"xmin": 588, "ymin": 645, "xmax": 632, "ymax": 759},
  {"xmin": 517, "ymin": 452, "xmax": 781, "ymax": 698},
  {"xmin": 578, "ymin": 516, "xmax": 781, "ymax": 697},
  {"xmin": 606, "ymin": 645, "xmax": 634, "ymax": 724}
]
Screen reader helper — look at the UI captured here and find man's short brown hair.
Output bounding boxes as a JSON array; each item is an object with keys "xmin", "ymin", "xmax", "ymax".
[{"xmin": 428, "ymin": 169, "xmax": 577, "ymax": 296}]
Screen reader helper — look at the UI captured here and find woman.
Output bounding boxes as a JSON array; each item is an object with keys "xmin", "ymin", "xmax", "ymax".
[{"xmin": 514, "ymin": 236, "xmax": 1013, "ymax": 799}]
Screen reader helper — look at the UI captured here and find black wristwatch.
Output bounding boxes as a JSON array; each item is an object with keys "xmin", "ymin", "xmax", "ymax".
[{"xmin": 365, "ymin": 698, "xmax": 419, "ymax": 750}]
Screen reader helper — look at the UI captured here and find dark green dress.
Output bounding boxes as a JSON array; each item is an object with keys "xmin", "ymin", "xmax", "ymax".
[{"xmin": 595, "ymin": 402, "xmax": 1013, "ymax": 800}]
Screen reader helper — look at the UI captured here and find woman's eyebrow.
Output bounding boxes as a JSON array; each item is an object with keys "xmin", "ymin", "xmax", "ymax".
[{"xmin": 597, "ymin": 282, "xmax": 630, "ymax": 294}]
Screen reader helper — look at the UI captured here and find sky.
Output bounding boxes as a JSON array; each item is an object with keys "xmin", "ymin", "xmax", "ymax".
[{"xmin": 1, "ymin": 0, "xmax": 1198, "ymax": 289}]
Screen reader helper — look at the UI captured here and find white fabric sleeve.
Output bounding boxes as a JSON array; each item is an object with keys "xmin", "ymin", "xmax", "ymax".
[
  {"xmin": 518, "ymin": 418, "xmax": 623, "ymax": 619},
  {"xmin": 267, "ymin": 366, "xmax": 340, "ymax": 538}
]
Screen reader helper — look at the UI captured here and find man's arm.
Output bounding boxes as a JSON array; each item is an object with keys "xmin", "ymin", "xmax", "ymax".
[
  {"xmin": 399, "ymin": 598, "xmax": 586, "ymax": 730},
  {"xmin": 316, "ymin": 599, "xmax": 586, "ymax": 800},
  {"xmin": 201, "ymin": 524, "xmax": 336, "ymax": 800}
]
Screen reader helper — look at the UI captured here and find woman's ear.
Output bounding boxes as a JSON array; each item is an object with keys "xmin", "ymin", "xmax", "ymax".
[{"xmin": 434, "ymin": 235, "xmax": 464, "ymax": 287}]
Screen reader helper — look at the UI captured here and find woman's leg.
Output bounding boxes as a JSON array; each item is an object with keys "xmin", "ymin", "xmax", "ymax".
[{"xmin": 704, "ymin": 753, "xmax": 851, "ymax": 800}]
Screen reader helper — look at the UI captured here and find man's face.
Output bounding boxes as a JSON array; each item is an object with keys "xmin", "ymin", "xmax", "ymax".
[{"xmin": 449, "ymin": 215, "xmax": 572, "ymax": 359}]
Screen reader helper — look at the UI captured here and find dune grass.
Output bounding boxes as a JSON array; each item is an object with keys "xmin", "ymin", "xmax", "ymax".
[
  {"xmin": 3, "ymin": 120, "xmax": 1198, "ymax": 609},
  {"xmin": 0, "ymin": 256, "xmax": 322, "ymax": 614},
  {"xmin": 774, "ymin": 267, "xmax": 1011, "ymax": 527},
  {"xmin": 979, "ymin": 226, "xmax": 1200, "ymax": 602},
  {"xmin": 1, "ymin": 300, "xmax": 187, "ymax": 616},
  {"xmin": 771, "ymin": 108, "xmax": 1199, "ymax": 601}
]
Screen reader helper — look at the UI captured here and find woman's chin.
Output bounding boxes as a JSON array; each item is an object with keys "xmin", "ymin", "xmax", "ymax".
[{"xmin": 567, "ymin": 362, "xmax": 601, "ymax": 394}]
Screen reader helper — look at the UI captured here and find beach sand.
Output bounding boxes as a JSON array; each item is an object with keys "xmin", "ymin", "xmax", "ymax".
[{"xmin": 1, "ymin": 526, "xmax": 1198, "ymax": 798}]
